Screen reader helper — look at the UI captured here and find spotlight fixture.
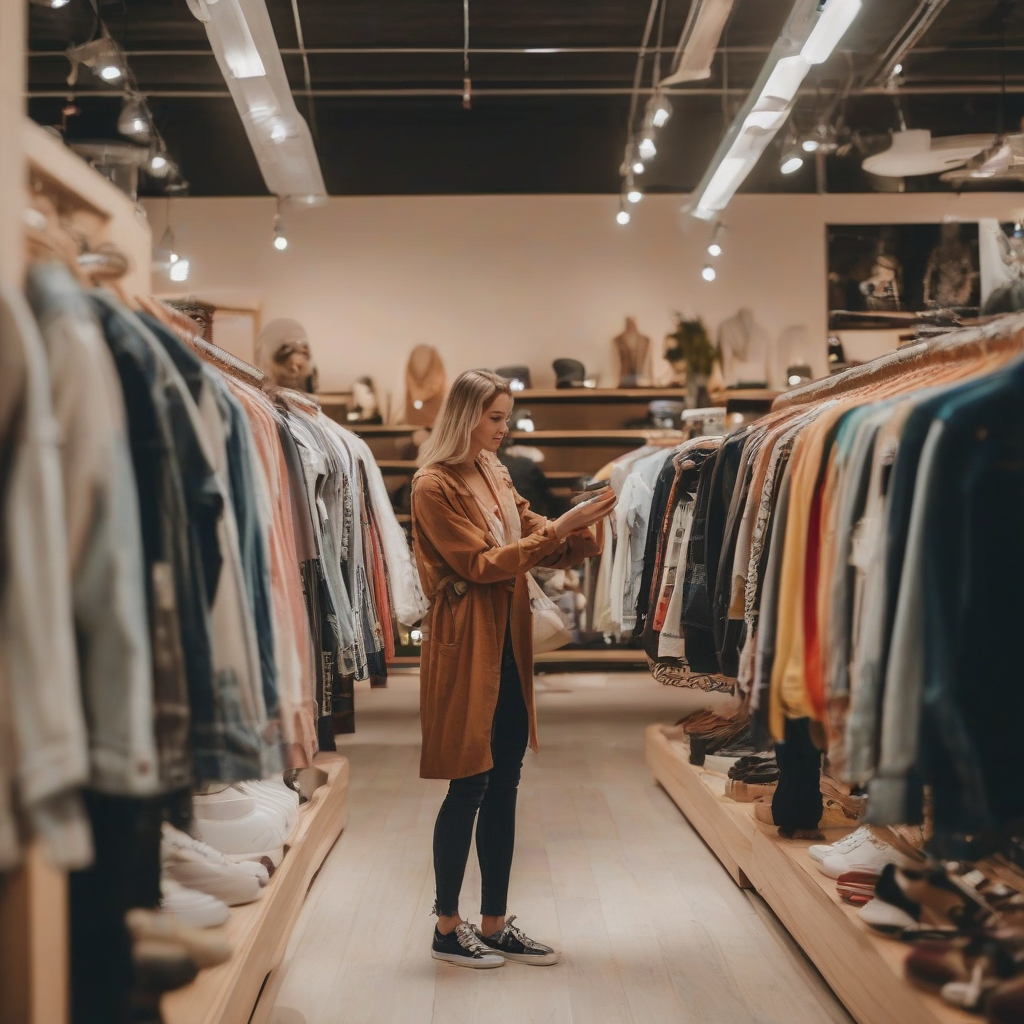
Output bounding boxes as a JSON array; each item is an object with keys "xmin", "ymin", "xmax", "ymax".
[
  {"xmin": 652, "ymin": 96, "xmax": 672, "ymax": 128},
  {"xmin": 707, "ymin": 222, "xmax": 725, "ymax": 257},
  {"xmin": 701, "ymin": 265, "xmax": 717, "ymax": 282},
  {"xmin": 117, "ymin": 95, "xmax": 152, "ymax": 142},
  {"xmin": 801, "ymin": 137, "xmax": 819, "ymax": 153},
  {"xmin": 616, "ymin": 208, "xmax": 631, "ymax": 226},
  {"xmin": 799, "ymin": 123, "xmax": 838, "ymax": 155},
  {"xmin": 169, "ymin": 258, "xmax": 191, "ymax": 283},
  {"xmin": 638, "ymin": 134, "xmax": 657, "ymax": 161},
  {"xmin": 67, "ymin": 37, "xmax": 127, "ymax": 85},
  {"xmin": 273, "ymin": 214, "xmax": 288, "ymax": 251},
  {"xmin": 780, "ymin": 140, "xmax": 804, "ymax": 175}
]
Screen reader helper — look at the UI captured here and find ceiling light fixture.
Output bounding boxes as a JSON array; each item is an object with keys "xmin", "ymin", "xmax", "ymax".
[
  {"xmin": 169, "ymin": 258, "xmax": 191, "ymax": 282},
  {"xmin": 780, "ymin": 152, "xmax": 804, "ymax": 174},
  {"xmin": 707, "ymin": 222, "xmax": 725, "ymax": 256},
  {"xmin": 638, "ymin": 134, "xmax": 657, "ymax": 161},
  {"xmin": 67, "ymin": 36, "xmax": 127, "ymax": 86},
  {"xmin": 800, "ymin": 0, "xmax": 862, "ymax": 65},
  {"xmin": 273, "ymin": 207, "xmax": 288, "ymax": 250},
  {"xmin": 892, "ymin": 62, "xmax": 903, "ymax": 75},
  {"xmin": 31, "ymin": 0, "xmax": 71, "ymax": 8},
  {"xmin": 189, "ymin": 0, "xmax": 325, "ymax": 204},
  {"xmin": 616, "ymin": 207, "xmax": 631, "ymax": 226},
  {"xmin": 632, "ymin": 158, "xmax": 645, "ymax": 175},
  {"xmin": 701, "ymin": 265, "xmax": 717, "ymax": 281},
  {"xmin": 648, "ymin": 93, "xmax": 672, "ymax": 128},
  {"xmin": 117, "ymin": 94, "xmax": 152, "ymax": 141},
  {"xmin": 687, "ymin": 0, "xmax": 862, "ymax": 220},
  {"xmin": 627, "ymin": 188, "xmax": 643, "ymax": 204}
]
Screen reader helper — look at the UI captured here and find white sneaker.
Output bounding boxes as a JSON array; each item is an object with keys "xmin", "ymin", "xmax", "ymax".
[
  {"xmin": 234, "ymin": 780, "xmax": 299, "ymax": 835},
  {"xmin": 819, "ymin": 832, "xmax": 905, "ymax": 880},
  {"xmin": 808, "ymin": 825, "xmax": 870, "ymax": 864},
  {"xmin": 191, "ymin": 790, "xmax": 289, "ymax": 868},
  {"xmin": 160, "ymin": 878, "xmax": 230, "ymax": 928},
  {"xmin": 161, "ymin": 824, "xmax": 266, "ymax": 905}
]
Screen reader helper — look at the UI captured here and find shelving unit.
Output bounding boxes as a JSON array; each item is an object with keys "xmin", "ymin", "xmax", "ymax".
[
  {"xmin": 162, "ymin": 754, "xmax": 349, "ymax": 1024},
  {"xmin": 644, "ymin": 724, "xmax": 975, "ymax": 1024}
]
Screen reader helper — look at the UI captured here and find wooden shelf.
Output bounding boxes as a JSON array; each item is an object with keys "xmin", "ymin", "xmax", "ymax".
[
  {"xmin": 377, "ymin": 460, "xmax": 418, "ymax": 472},
  {"xmin": 645, "ymin": 725, "xmax": 975, "ymax": 1024},
  {"xmin": 516, "ymin": 388, "xmax": 686, "ymax": 401},
  {"xmin": 510, "ymin": 429, "xmax": 681, "ymax": 443},
  {"xmin": 162, "ymin": 754, "xmax": 350, "ymax": 1024},
  {"xmin": 346, "ymin": 424, "xmax": 418, "ymax": 436}
]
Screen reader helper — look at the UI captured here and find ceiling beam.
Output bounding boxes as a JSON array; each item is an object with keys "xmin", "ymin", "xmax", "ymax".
[{"xmin": 26, "ymin": 84, "xmax": 1024, "ymax": 99}]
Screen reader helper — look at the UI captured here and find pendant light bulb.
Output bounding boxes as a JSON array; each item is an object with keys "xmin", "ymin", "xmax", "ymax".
[
  {"xmin": 701, "ymin": 265, "xmax": 716, "ymax": 282},
  {"xmin": 638, "ymin": 135, "xmax": 657, "ymax": 161},
  {"xmin": 632, "ymin": 159, "xmax": 645, "ymax": 174},
  {"xmin": 169, "ymin": 257, "xmax": 190, "ymax": 282},
  {"xmin": 651, "ymin": 96, "xmax": 672, "ymax": 128},
  {"xmin": 707, "ymin": 242, "xmax": 722, "ymax": 257},
  {"xmin": 273, "ymin": 213, "xmax": 288, "ymax": 251},
  {"xmin": 118, "ymin": 95, "xmax": 152, "ymax": 142},
  {"xmin": 616, "ymin": 208, "xmax": 631, "ymax": 226},
  {"xmin": 627, "ymin": 189, "xmax": 642, "ymax": 204}
]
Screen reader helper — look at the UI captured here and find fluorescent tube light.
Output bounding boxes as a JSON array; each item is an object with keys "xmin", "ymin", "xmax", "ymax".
[
  {"xmin": 801, "ymin": 0, "xmax": 862, "ymax": 65},
  {"xmin": 696, "ymin": 155, "xmax": 754, "ymax": 218},
  {"xmin": 760, "ymin": 55, "xmax": 811, "ymax": 105},
  {"xmin": 209, "ymin": 0, "xmax": 266, "ymax": 78}
]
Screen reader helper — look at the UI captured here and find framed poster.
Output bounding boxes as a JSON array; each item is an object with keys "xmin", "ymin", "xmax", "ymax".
[{"xmin": 827, "ymin": 222, "xmax": 980, "ymax": 329}]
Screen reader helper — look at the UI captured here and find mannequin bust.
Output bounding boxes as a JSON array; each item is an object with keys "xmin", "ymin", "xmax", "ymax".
[
  {"xmin": 716, "ymin": 308, "xmax": 769, "ymax": 387},
  {"xmin": 923, "ymin": 222, "xmax": 977, "ymax": 308},
  {"xmin": 256, "ymin": 318, "xmax": 318, "ymax": 392},
  {"xmin": 613, "ymin": 317, "xmax": 652, "ymax": 387},
  {"xmin": 347, "ymin": 376, "xmax": 382, "ymax": 424},
  {"xmin": 405, "ymin": 345, "xmax": 446, "ymax": 426}
]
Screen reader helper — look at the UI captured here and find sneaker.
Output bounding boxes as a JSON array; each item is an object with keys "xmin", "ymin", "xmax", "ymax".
[
  {"xmin": 159, "ymin": 878, "xmax": 230, "ymax": 929},
  {"xmin": 191, "ymin": 790, "xmax": 289, "ymax": 867},
  {"xmin": 809, "ymin": 826, "xmax": 870, "ymax": 864},
  {"xmin": 474, "ymin": 916, "xmax": 561, "ymax": 966},
  {"xmin": 126, "ymin": 908, "xmax": 233, "ymax": 968},
  {"xmin": 234, "ymin": 780, "xmax": 299, "ymax": 836},
  {"xmin": 820, "ymin": 831, "xmax": 906, "ymax": 880},
  {"xmin": 161, "ymin": 824, "xmax": 266, "ymax": 905},
  {"xmin": 431, "ymin": 922, "xmax": 505, "ymax": 969}
]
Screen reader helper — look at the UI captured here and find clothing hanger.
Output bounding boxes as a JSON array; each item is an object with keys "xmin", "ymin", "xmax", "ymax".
[{"xmin": 774, "ymin": 313, "xmax": 1024, "ymax": 410}]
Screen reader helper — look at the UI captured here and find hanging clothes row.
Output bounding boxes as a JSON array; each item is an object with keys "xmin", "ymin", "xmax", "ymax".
[
  {"xmin": 0, "ymin": 259, "xmax": 427, "ymax": 874},
  {"xmin": 614, "ymin": 313, "xmax": 1024, "ymax": 856}
]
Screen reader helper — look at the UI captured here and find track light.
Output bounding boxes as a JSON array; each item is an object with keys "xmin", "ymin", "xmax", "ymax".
[
  {"xmin": 780, "ymin": 139, "xmax": 804, "ymax": 174},
  {"xmin": 616, "ymin": 208, "xmax": 631, "ymax": 226},
  {"xmin": 67, "ymin": 37, "xmax": 127, "ymax": 85},
  {"xmin": 638, "ymin": 134, "xmax": 657, "ymax": 161},
  {"xmin": 701, "ymin": 265, "xmax": 717, "ymax": 282},
  {"xmin": 117, "ymin": 95, "xmax": 152, "ymax": 142},
  {"xmin": 801, "ymin": 137, "xmax": 819, "ymax": 153},
  {"xmin": 273, "ymin": 214, "xmax": 288, "ymax": 250},
  {"xmin": 652, "ymin": 97, "xmax": 672, "ymax": 128}
]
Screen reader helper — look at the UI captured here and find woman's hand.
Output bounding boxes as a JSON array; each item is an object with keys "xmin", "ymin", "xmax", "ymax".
[{"xmin": 552, "ymin": 488, "xmax": 617, "ymax": 541}]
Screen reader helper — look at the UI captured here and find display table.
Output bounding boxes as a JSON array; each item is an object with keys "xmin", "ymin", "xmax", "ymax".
[
  {"xmin": 644, "ymin": 724, "xmax": 973, "ymax": 1024},
  {"xmin": 162, "ymin": 754, "xmax": 350, "ymax": 1024}
]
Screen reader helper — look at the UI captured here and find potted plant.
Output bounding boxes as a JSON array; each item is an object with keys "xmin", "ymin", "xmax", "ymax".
[{"xmin": 664, "ymin": 314, "xmax": 715, "ymax": 407}]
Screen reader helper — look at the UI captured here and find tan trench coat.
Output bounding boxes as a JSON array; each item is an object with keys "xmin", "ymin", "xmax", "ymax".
[{"xmin": 411, "ymin": 456, "xmax": 601, "ymax": 779}]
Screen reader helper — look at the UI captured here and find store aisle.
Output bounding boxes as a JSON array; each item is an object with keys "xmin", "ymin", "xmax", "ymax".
[{"xmin": 264, "ymin": 673, "xmax": 851, "ymax": 1024}]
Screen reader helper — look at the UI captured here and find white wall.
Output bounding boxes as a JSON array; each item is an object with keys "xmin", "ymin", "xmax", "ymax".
[{"xmin": 145, "ymin": 191, "xmax": 1024, "ymax": 415}]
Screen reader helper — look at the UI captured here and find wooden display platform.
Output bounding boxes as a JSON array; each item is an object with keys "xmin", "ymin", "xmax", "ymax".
[
  {"xmin": 162, "ymin": 754, "xmax": 350, "ymax": 1024},
  {"xmin": 645, "ymin": 724, "xmax": 974, "ymax": 1024}
]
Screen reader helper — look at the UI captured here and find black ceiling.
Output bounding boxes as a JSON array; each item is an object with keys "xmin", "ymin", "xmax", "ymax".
[{"xmin": 25, "ymin": 0, "xmax": 1024, "ymax": 197}]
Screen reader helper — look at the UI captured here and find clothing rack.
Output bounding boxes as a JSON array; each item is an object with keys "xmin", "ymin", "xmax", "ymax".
[
  {"xmin": 774, "ymin": 312, "xmax": 1024, "ymax": 410},
  {"xmin": 0, "ymin": 115, "xmax": 153, "ymax": 1024}
]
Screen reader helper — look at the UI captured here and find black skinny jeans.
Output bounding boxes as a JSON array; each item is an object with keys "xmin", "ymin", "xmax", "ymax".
[{"xmin": 433, "ymin": 632, "xmax": 529, "ymax": 918}]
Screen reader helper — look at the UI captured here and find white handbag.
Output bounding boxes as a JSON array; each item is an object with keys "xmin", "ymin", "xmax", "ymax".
[{"xmin": 527, "ymin": 572, "xmax": 572, "ymax": 654}]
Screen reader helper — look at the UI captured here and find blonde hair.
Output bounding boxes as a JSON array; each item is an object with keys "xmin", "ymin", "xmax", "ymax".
[{"xmin": 418, "ymin": 369, "xmax": 512, "ymax": 467}]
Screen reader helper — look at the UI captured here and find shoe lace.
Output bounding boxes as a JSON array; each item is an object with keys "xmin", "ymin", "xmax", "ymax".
[
  {"xmin": 497, "ymin": 915, "xmax": 537, "ymax": 949},
  {"xmin": 829, "ymin": 826, "xmax": 869, "ymax": 852},
  {"xmin": 454, "ymin": 922, "xmax": 492, "ymax": 956}
]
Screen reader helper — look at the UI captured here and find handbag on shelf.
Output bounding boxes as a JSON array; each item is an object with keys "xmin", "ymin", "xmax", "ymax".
[{"xmin": 527, "ymin": 572, "xmax": 572, "ymax": 654}]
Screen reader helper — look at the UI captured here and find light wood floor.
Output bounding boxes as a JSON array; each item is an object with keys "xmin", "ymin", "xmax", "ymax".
[{"xmin": 264, "ymin": 672, "xmax": 852, "ymax": 1024}]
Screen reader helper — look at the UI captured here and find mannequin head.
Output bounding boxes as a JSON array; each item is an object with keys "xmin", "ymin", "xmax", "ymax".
[
  {"xmin": 352, "ymin": 376, "xmax": 378, "ymax": 415},
  {"xmin": 256, "ymin": 318, "xmax": 317, "ymax": 391}
]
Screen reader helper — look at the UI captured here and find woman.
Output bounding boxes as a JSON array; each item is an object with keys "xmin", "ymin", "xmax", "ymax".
[{"xmin": 411, "ymin": 369, "xmax": 616, "ymax": 969}]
